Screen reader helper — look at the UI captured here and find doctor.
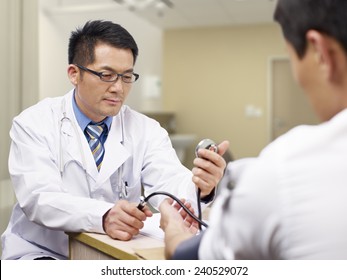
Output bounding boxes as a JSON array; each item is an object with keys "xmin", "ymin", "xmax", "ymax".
[{"xmin": 1, "ymin": 20, "xmax": 229, "ymax": 260}]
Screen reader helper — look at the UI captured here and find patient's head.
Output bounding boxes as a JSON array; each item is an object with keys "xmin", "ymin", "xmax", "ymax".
[{"xmin": 274, "ymin": 0, "xmax": 347, "ymax": 59}]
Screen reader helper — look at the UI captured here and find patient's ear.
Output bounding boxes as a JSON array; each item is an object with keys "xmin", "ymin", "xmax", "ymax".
[
  {"xmin": 67, "ymin": 64, "xmax": 79, "ymax": 85},
  {"xmin": 306, "ymin": 30, "xmax": 341, "ymax": 82}
]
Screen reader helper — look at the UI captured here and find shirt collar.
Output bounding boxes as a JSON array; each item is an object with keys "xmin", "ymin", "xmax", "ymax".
[{"xmin": 72, "ymin": 91, "xmax": 112, "ymax": 131}]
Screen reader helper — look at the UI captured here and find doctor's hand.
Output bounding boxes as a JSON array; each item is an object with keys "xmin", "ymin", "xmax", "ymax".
[
  {"xmin": 159, "ymin": 198, "xmax": 199, "ymax": 259},
  {"xmin": 192, "ymin": 140, "xmax": 229, "ymax": 197},
  {"xmin": 103, "ymin": 200, "xmax": 153, "ymax": 241}
]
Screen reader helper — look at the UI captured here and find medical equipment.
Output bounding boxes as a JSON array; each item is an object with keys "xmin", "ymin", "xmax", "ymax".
[
  {"xmin": 137, "ymin": 139, "xmax": 219, "ymax": 229},
  {"xmin": 137, "ymin": 191, "xmax": 209, "ymax": 228},
  {"xmin": 195, "ymin": 138, "xmax": 219, "ymax": 156}
]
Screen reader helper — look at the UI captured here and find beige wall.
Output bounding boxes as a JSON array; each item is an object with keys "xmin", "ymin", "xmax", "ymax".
[{"xmin": 163, "ymin": 23, "xmax": 286, "ymax": 167}]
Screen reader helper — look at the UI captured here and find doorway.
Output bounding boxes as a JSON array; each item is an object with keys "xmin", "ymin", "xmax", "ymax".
[{"xmin": 268, "ymin": 57, "xmax": 319, "ymax": 141}]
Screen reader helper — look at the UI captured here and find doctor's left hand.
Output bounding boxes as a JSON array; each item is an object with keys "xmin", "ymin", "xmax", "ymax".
[
  {"xmin": 103, "ymin": 200, "xmax": 153, "ymax": 241},
  {"xmin": 192, "ymin": 140, "xmax": 229, "ymax": 197}
]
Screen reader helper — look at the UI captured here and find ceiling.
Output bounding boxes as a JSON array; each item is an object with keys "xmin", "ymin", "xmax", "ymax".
[{"xmin": 50, "ymin": 0, "xmax": 278, "ymax": 29}]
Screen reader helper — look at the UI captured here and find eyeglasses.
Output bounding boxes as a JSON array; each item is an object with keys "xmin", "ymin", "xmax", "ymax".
[{"xmin": 75, "ymin": 64, "xmax": 139, "ymax": 83}]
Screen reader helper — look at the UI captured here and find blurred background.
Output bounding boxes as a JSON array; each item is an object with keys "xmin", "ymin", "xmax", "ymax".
[{"xmin": 0, "ymin": 0, "xmax": 319, "ymax": 254}]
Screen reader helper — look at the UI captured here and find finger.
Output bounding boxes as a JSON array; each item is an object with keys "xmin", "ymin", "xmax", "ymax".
[
  {"xmin": 217, "ymin": 140, "xmax": 230, "ymax": 156},
  {"xmin": 183, "ymin": 201, "xmax": 195, "ymax": 216},
  {"xmin": 105, "ymin": 214, "xmax": 141, "ymax": 239},
  {"xmin": 195, "ymin": 141, "xmax": 229, "ymax": 167},
  {"xmin": 159, "ymin": 198, "xmax": 171, "ymax": 212},
  {"xmin": 192, "ymin": 171, "xmax": 216, "ymax": 192},
  {"xmin": 177, "ymin": 200, "xmax": 196, "ymax": 223},
  {"xmin": 192, "ymin": 166, "xmax": 216, "ymax": 182},
  {"xmin": 193, "ymin": 163, "xmax": 223, "ymax": 184},
  {"xmin": 174, "ymin": 199, "xmax": 194, "ymax": 218},
  {"xmin": 124, "ymin": 201, "xmax": 150, "ymax": 222},
  {"xmin": 115, "ymin": 212, "xmax": 144, "ymax": 232},
  {"xmin": 183, "ymin": 218, "xmax": 197, "ymax": 229},
  {"xmin": 182, "ymin": 200, "xmax": 191, "ymax": 210},
  {"xmin": 172, "ymin": 199, "xmax": 185, "ymax": 211},
  {"xmin": 183, "ymin": 218, "xmax": 200, "ymax": 235},
  {"xmin": 192, "ymin": 153, "xmax": 225, "ymax": 188},
  {"xmin": 108, "ymin": 229, "xmax": 133, "ymax": 241},
  {"xmin": 141, "ymin": 205, "xmax": 154, "ymax": 218},
  {"xmin": 182, "ymin": 208, "xmax": 197, "ymax": 225},
  {"xmin": 117, "ymin": 204, "xmax": 146, "ymax": 230},
  {"xmin": 132, "ymin": 201, "xmax": 153, "ymax": 218}
]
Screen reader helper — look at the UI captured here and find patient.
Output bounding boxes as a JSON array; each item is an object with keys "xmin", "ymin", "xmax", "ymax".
[{"xmin": 159, "ymin": 0, "xmax": 347, "ymax": 260}]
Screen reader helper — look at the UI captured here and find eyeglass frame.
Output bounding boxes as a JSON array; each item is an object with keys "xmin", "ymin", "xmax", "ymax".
[{"xmin": 74, "ymin": 64, "xmax": 140, "ymax": 83}]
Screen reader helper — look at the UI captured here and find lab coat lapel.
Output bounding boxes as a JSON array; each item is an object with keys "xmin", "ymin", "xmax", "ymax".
[
  {"xmin": 97, "ymin": 112, "xmax": 130, "ymax": 186},
  {"xmin": 61, "ymin": 94, "xmax": 99, "ymax": 181}
]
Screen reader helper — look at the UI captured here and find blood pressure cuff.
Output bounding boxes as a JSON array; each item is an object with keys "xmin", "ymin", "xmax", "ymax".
[{"xmin": 172, "ymin": 231, "xmax": 205, "ymax": 260}]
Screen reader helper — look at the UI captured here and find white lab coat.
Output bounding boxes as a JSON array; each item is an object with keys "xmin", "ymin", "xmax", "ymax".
[{"xmin": 1, "ymin": 89, "xmax": 197, "ymax": 260}]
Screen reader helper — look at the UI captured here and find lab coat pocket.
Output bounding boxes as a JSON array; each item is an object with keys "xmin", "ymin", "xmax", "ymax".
[
  {"xmin": 109, "ymin": 172, "xmax": 141, "ymax": 202},
  {"xmin": 124, "ymin": 176, "xmax": 142, "ymax": 202}
]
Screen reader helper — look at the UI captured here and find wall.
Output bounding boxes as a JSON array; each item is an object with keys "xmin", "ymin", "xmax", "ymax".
[
  {"xmin": 162, "ymin": 23, "xmax": 286, "ymax": 167},
  {"xmin": 0, "ymin": 0, "xmax": 20, "ymax": 182},
  {"xmin": 0, "ymin": 0, "xmax": 39, "ymax": 255},
  {"xmin": 0, "ymin": 0, "xmax": 39, "ymax": 181},
  {"xmin": 0, "ymin": 0, "xmax": 21, "ymax": 251}
]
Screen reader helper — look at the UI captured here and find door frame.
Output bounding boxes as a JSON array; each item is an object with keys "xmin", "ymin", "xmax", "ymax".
[{"xmin": 267, "ymin": 55, "xmax": 290, "ymax": 143}]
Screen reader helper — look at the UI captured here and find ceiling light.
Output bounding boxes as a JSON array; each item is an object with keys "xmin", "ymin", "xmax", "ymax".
[{"xmin": 113, "ymin": 0, "xmax": 173, "ymax": 12}]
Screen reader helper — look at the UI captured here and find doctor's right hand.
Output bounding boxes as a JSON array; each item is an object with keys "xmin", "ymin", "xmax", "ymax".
[{"xmin": 103, "ymin": 200, "xmax": 153, "ymax": 241}]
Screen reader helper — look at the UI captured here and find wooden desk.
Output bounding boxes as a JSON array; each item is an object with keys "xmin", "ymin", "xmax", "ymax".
[
  {"xmin": 68, "ymin": 232, "xmax": 165, "ymax": 260},
  {"xmin": 68, "ymin": 208, "xmax": 210, "ymax": 260}
]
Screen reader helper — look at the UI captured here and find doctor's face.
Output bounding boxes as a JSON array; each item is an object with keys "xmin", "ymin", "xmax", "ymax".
[{"xmin": 69, "ymin": 44, "xmax": 135, "ymax": 123}]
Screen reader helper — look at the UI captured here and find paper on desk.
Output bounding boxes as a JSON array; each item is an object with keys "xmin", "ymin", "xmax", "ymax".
[{"xmin": 140, "ymin": 213, "xmax": 164, "ymax": 240}]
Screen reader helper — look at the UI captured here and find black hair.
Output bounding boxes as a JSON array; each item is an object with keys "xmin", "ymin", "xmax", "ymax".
[
  {"xmin": 68, "ymin": 20, "xmax": 138, "ymax": 65},
  {"xmin": 274, "ymin": 0, "xmax": 347, "ymax": 58}
]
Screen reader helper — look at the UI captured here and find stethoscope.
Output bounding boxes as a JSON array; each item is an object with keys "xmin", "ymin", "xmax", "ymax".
[{"xmin": 59, "ymin": 98, "xmax": 127, "ymax": 199}]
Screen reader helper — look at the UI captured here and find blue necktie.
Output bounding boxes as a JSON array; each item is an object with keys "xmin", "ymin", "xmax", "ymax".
[{"xmin": 85, "ymin": 122, "xmax": 106, "ymax": 171}]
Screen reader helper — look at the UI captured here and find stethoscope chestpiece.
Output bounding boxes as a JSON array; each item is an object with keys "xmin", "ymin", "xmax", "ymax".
[{"xmin": 195, "ymin": 139, "xmax": 218, "ymax": 157}]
